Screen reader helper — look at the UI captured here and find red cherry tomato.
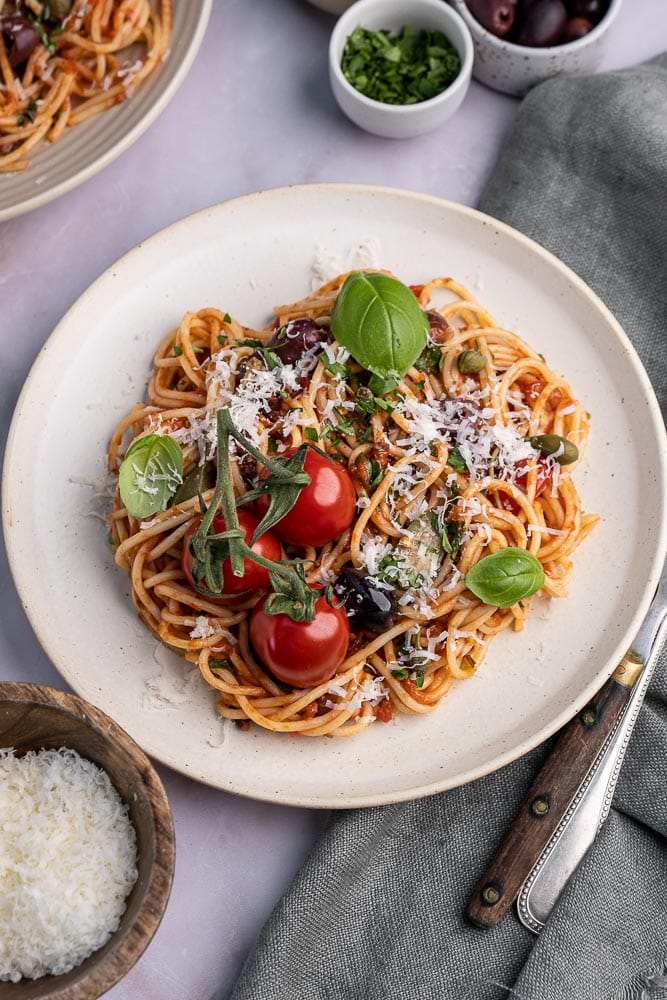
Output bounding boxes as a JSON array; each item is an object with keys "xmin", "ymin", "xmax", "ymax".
[
  {"xmin": 182, "ymin": 509, "xmax": 281, "ymax": 602},
  {"xmin": 250, "ymin": 590, "xmax": 350, "ymax": 688},
  {"xmin": 499, "ymin": 458, "xmax": 553, "ymax": 515},
  {"xmin": 257, "ymin": 447, "xmax": 356, "ymax": 547}
]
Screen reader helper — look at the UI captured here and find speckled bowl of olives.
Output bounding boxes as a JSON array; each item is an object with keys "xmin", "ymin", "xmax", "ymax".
[{"xmin": 450, "ymin": 0, "xmax": 623, "ymax": 96}]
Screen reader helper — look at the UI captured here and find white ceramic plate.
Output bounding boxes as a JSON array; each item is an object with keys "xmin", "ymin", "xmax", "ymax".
[
  {"xmin": 4, "ymin": 185, "xmax": 666, "ymax": 807},
  {"xmin": 0, "ymin": 1, "xmax": 211, "ymax": 222}
]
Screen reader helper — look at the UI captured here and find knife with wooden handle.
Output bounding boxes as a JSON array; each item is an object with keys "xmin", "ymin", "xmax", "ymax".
[{"xmin": 465, "ymin": 555, "xmax": 667, "ymax": 931}]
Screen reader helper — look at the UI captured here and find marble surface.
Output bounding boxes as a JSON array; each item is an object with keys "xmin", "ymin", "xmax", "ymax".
[{"xmin": 0, "ymin": 1, "xmax": 665, "ymax": 997}]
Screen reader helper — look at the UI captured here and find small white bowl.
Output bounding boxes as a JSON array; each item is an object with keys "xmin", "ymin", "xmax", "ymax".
[
  {"xmin": 451, "ymin": 0, "xmax": 623, "ymax": 97},
  {"xmin": 329, "ymin": 0, "xmax": 474, "ymax": 139}
]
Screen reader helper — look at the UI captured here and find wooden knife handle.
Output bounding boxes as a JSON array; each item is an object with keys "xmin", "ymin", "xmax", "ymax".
[{"xmin": 465, "ymin": 654, "xmax": 643, "ymax": 929}]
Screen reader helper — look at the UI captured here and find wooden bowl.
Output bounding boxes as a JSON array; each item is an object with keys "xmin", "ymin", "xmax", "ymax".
[{"xmin": 0, "ymin": 683, "xmax": 175, "ymax": 1000}]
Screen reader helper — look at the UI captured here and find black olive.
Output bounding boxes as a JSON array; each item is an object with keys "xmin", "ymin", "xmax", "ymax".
[
  {"xmin": 514, "ymin": 0, "xmax": 568, "ymax": 45},
  {"xmin": 568, "ymin": 0, "xmax": 606, "ymax": 20},
  {"xmin": 561, "ymin": 15, "xmax": 594, "ymax": 40},
  {"xmin": 467, "ymin": 0, "xmax": 518, "ymax": 38},
  {"xmin": 267, "ymin": 318, "xmax": 330, "ymax": 367},
  {"xmin": 426, "ymin": 310, "xmax": 453, "ymax": 344},
  {"xmin": 1, "ymin": 16, "xmax": 41, "ymax": 70},
  {"xmin": 335, "ymin": 567, "xmax": 397, "ymax": 633}
]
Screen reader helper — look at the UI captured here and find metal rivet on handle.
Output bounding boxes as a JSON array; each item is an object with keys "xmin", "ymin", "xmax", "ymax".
[
  {"xmin": 531, "ymin": 796, "xmax": 550, "ymax": 816},
  {"xmin": 481, "ymin": 884, "xmax": 501, "ymax": 906},
  {"xmin": 581, "ymin": 708, "xmax": 598, "ymax": 728}
]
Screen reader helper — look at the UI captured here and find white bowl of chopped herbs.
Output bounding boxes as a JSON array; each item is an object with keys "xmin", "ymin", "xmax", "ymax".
[{"xmin": 329, "ymin": 0, "xmax": 473, "ymax": 138}]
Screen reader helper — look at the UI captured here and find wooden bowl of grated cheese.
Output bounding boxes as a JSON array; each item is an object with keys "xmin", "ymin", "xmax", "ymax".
[{"xmin": 0, "ymin": 682, "xmax": 175, "ymax": 999}]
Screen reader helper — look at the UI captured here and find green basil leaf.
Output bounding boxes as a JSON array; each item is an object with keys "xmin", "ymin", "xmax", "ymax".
[
  {"xmin": 330, "ymin": 272, "xmax": 428, "ymax": 379},
  {"xmin": 465, "ymin": 548, "xmax": 545, "ymax": 609},
  {"xmin": 119, "ymin": 435, "xmax": 183, "ymax": 519},
  {"xmin": 368, "ymin": 373, "xmax": 398, "ymax": 395}
]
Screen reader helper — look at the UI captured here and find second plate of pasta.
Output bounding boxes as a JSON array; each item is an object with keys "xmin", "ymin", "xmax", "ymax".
[{"xmin": 4, "ymin": 185, "xmax": 666, "ymax": 805}]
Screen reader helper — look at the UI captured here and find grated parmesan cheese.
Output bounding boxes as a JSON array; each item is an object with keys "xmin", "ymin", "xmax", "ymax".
[{"xmin": 0, "ymin": 747, "xmax": 138, "ymax": 983}]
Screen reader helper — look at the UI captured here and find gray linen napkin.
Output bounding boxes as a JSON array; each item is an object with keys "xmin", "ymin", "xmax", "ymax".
[{"xmin": 230, "ymin": 58, "xmax": 667, "ymax": 1000}]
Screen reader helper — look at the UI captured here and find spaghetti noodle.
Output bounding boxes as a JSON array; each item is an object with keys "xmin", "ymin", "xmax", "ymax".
[
  {"xmin": 0, "ymin": 0, "xmax": 171, "ymax": 173},
  {"xmin": 108, "ymin": 273, "xmax": 598, "ymax": 737}
]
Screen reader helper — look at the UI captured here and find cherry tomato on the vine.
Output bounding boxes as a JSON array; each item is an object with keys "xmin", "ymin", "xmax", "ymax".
[
  {"xmin": 249, "ymin": 590, "xmax": 350, "ymax": 688},
  {"xmin": 182, "ymin": 509, "xmax": 281, "ymax": 602},
  {"xmin": 257, "ymin": 446, "xmax": 356, "ymax": 548}
]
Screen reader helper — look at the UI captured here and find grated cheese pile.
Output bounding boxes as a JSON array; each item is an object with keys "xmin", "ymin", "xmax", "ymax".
[{"xmin": 0, "ymin": 747, "xmax": 138, "ymax": 983}]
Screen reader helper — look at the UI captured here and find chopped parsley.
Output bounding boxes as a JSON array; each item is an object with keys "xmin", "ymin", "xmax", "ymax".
[
  {"xmin": 209, "ymin": 658, "xmax": 233, "ymax": 672},
  {"xmin": 414, "ymin": 346, "xmax": 442, "ymax": 373},
  {"xmin": 448, "ymin": 446, "xmax": 467, "ymax": 473},
  {"xmin": 431, "ymin": 514, "xmax": 463, "ymax": 557},
  {"xmin": 321, "ymin": 352, "xmax": 350, "ymax": 380},
  {"xmin": 17, "ymin": 98, "xmax": 37, "ymax": 127},
  {"xmin": 341, "ymin": 26, "xmax": 461, "ymax": 106},
  {"xmin": 173, "ymin": 345, "xmax": 183, "ymax": 357},
  {"xmin": 304, "ymin": 427, "xmax": 319, "ymax": 442},
  {"xmin": 367, "ymin": 458, "xmax": 383, "ymax": 492}
]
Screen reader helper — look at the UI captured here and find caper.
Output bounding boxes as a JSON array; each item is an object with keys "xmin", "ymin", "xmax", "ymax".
[
  {"xmin": 530, "ymin": 434, "xmax": 579, "ymax": 465},
  {"xmin": 237, "ymin": 355, "xmax": 263, "ymax": 381},
  {"xmin": 457, "ymin": 349, "xmax": 487, "ymax": 375},
  {"xmin": 49, "ymin": 0, "xmax": 74, "ymax": 19},
  {"xmin": 355, "ymin": 386, "xmax": 374, "ymax": 403}
]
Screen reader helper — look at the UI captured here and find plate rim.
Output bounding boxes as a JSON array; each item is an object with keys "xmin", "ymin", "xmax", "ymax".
[
  {"xmin": 4, "ymin": 183, "xmax": 667, "ymax": 807},
  {"xmin": 0, "ymin": 0, "xmax": 213, "ymax": 223}
]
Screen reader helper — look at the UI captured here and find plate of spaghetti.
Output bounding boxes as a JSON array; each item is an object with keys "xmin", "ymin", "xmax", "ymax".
[
  {"xmin": 4, "ymin": 185, "xmax": 666, "ymax": 806},
  {"xmin": 0, "ymin": 0, "xmax": 210, "ymax": 220}
]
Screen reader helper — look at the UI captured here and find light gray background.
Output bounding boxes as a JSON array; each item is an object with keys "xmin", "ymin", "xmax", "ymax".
[{"xmin": 1, "ymin": 2, "xmax": 665, "ymax": 997}]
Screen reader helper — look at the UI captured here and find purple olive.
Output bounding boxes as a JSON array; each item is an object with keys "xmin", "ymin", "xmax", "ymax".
[
  {"xmin": 335, "ymin": 567, "xmax": 397, "ymax": 633},
  {"xmin": 426, "ymin": 310, "xmax": 453, "ymax": 344},
  {"xmin": 467, "ymin": 0, "xmax": 517, "ymax": 38},
  {"xmin": 561, "ymin": 15, "xmax": 594, "ymax": 40},
  {"xmin": 568, "ymin": 0, "xmax": 606, "ymax": 20},
  {"xmin": 0, "ymin": 16, "xmax": 42, "ymax": 70},
  {"xmin": 267, "ymin": 318, "xmax": 330, "ymax": 367},
  {"xmin": 514, "ymin": 0, "xmax": 568, "ymax": 45}
]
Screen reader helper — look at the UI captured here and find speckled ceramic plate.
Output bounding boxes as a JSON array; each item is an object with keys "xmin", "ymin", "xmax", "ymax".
[
  {"xmin": 4, "ymin": 185, "xmax": 666, "ymax": 807},
  {"xmin": 0, "ymin": 1, "xmax": 211, "ymax": 222}
]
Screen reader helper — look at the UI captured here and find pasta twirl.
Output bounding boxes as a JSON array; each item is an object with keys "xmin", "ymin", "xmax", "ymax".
[{"xmin": 108, "ymin": 273, "xmax": 598, "ymax": 737}]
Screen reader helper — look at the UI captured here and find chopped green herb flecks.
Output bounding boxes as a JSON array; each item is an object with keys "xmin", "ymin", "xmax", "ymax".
[
  {"xmin": 209, "ymin": 658, "xmax": 234, "ymax": 672},
  {"xmin": 17, "ymin": 98, "xmax": 38, "ymax": 127},
  {"xmin": 173, "ymin": 345, "xmax": 183, "ymax": 357},
  {"xmin": 448, "ymin": 446, "xmax": 467, "ymax": 473},
  {"xmin": 415, "ymin": 346, "xmax": 442, "ymax": 374},
  {"xmin": 304, "ymin": 428, "xmax": 319, "ymax": 442},
  {"xmin": 341, "ymin": 25, "xmax": 461, "ymax": 107},
  {"xmin": 320, "ymin": 352, "xmax": 350, "ymax": 380},
  {"xmin": 368, "ymin": 458, "xmax": 383, "ymax": 492}
]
